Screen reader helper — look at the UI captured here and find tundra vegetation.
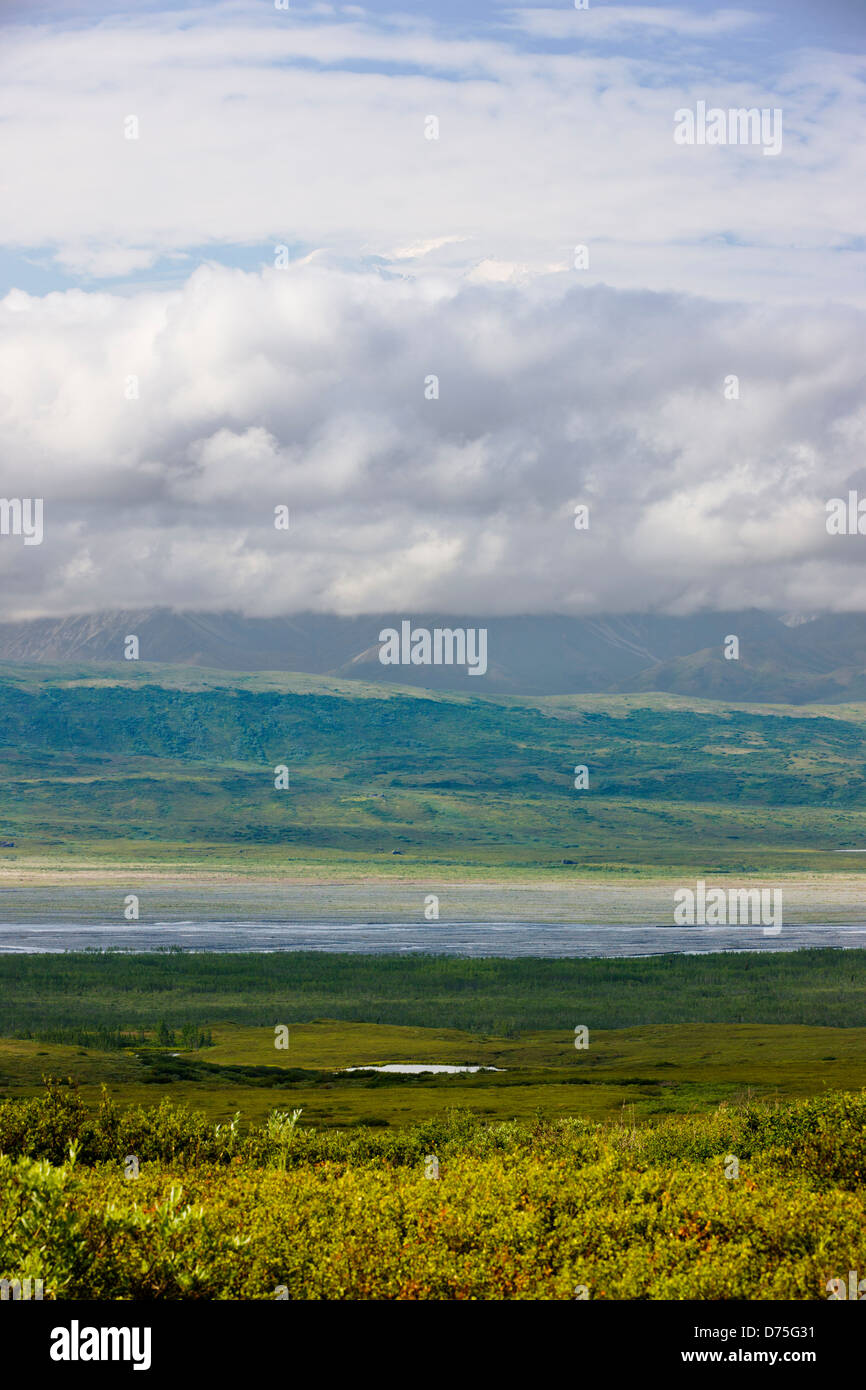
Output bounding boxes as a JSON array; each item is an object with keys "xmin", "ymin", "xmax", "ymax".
[
  {"xmin": 2, "ymin": 668, "xmax": 866, "ymax": 1298},
  {"xmin": 0, "ymin": 1081, "xmax": 863, "ymax": 1300},
  {"xmin": 0, "ymin": 951, "xmax": 865, "ymax": 1126},
  {"xmin": 4, "ymin": 665, "xmax": 866, "ymax": 873}
]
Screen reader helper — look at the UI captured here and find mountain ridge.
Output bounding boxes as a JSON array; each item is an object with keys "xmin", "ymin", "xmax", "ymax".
[{"xmin": 1, "ymin": 608, "xmax": 866, "ymax": 703}]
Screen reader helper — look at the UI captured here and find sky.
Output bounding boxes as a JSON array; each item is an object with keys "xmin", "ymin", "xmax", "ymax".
[{"xmin": 0, "ymin": 0, "xmax": 864, "ymax": 619}]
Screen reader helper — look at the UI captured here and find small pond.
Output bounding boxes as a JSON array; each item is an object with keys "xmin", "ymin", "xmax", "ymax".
[{"xmin": 342, "ymin": 1063, "xmax": 504, "ymax": 1074}]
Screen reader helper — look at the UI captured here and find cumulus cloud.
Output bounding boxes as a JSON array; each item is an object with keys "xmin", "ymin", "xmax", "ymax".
[
  {"xmin": 0, "ymin": 2, "xmax": 862, "ymax": 622},
  {"xmin": 1, "ymin": 262, "xmax": 865, "ymax": 619}
]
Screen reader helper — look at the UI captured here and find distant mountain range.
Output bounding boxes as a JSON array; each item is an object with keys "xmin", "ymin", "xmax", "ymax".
[{"xmin": 3, "ymin": 608, "xmax": 866, "ymax": 703}]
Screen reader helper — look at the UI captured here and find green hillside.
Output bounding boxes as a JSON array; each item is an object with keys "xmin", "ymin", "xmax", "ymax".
[{"xmin": 2, "ymin": 663, "xmax": 866, "ymax": 873}]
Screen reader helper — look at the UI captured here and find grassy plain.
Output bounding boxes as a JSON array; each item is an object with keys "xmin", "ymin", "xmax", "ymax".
[
  {"xmin": 2, "ymin": 1020, "xmax": 863, "ymax": 1128},
  {"xmin": 0, "ymin": 950, "xmax": 864, "ymax": 1127}
]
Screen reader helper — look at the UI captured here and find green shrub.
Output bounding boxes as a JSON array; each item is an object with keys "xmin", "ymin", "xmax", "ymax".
[
  {"xmin": 0, "ymin": 1077, "xmax": 89, "ymax": 1164},
  {"xmin": 741, "ymin": 1091, "xmax": 866, "ymax": 1189},
  {"xmin": 1, "ymin": 1085, "xmax": 864, "ymax": 1299}
]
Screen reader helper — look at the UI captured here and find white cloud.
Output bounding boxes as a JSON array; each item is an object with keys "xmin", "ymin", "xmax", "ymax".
[
  {"xmin": 0, "ymin": 261, "xmax": 864, "ymax": 619},
  {"xmin": 53, "ymin": 247, "xmax": 163, "ymax": 279},
  {"xmin": 389, "ymin": 236, "xmax": 469, "ymax": 261},
  {"xmin": 0, "ymin": 2, "xmax": 860, "ymax": 623},
  {"xmin": 0, "ymin": 2, "xmax": 861, "ymax": 304},
  {"xmin": 507, "ymin": 6, "xmax": 761, "ymax": 40}
]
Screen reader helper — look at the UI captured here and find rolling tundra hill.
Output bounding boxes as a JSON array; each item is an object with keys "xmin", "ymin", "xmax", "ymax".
[{"xmin": 1, "ymin": 661, "xmax": 866, "ymax": 873}]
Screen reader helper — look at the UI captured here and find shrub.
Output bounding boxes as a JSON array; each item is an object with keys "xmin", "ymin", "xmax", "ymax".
[{"xmin": 1, "ymin": 1086, "xmax": 864, "ymax": 1299}]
